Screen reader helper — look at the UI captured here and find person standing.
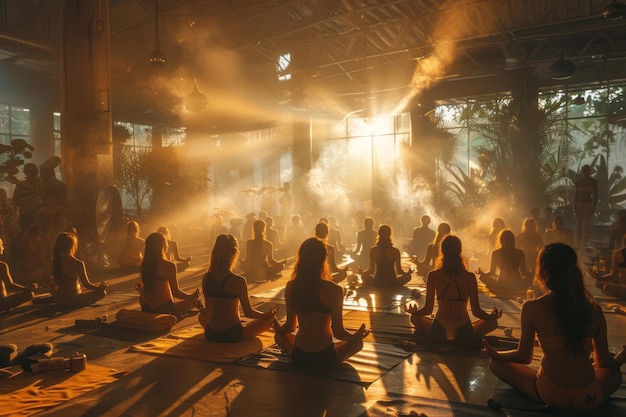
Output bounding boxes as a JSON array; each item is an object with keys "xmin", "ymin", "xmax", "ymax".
[{"xmin": 574, "ymin": 164, "xmax": 598, "ymax": 247}]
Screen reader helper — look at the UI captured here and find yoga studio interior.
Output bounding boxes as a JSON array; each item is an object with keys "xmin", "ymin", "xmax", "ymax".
[{"xmin": 1, "ymin": 1, "xmax": 626, "ymax": 416}]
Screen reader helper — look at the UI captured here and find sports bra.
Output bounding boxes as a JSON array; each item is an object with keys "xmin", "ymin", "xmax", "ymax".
[
  {"xmin": 203, "ymin": 272, "xmax": 238, "ymax": 299},
  {"xmin": 438, "ymin": 274, "xmax": 467, "ymax": 301}
]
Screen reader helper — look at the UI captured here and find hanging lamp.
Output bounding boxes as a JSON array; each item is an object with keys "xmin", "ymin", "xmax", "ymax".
[
  {"xmin": 185, "ymin": 79, "xmax": 208, "ymax": 112},
  {"xmin": 549, "ymin": 53, "xmax": 575, "ymax": 80},
  {"xmin": 604, "ymin": 1, "xmax": 626, "ymax": 19},
  {"xmin": 148, "ymin": 0, "xmax": 166, "ymax": 67}
]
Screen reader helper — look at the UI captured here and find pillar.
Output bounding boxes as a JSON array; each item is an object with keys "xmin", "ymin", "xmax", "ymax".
[{"xmin": 60, "ymin": 0, "xmax": 113, "ymax": 235}]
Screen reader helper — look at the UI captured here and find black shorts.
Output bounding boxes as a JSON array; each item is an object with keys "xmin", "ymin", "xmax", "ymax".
[
  {"xmin": 205, "ymin": 322, "xmax": 244, "ymax": 343},
  {"xmin": 291, "ymin": 344, "xmax": 338, "ymax": 367}
]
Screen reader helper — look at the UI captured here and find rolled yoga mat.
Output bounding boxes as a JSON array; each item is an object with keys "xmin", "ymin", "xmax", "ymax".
[{"xmin": 116, "ymin": 308, "xmax": 177, "ymax": 332}]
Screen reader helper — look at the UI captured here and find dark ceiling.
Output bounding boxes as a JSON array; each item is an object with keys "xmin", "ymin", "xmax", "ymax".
[{"xmin": 1, "ymin": 0, "xmax": 626, "ymax": 130}]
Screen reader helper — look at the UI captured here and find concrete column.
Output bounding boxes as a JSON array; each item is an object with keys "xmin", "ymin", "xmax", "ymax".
[{"xmin": 60, "ymin": 0, "xmax": 112, "ymax": 233}]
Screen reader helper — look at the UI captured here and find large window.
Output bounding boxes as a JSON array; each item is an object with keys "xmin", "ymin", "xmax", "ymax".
[
  {"xmin": 0, "ymin": 104, "xmax": 29, "ymax": 145},
  {"xmin": 0, "ymin": 104, "xmax": 30, "ymax": 198},
  {"xmin": 433, "ymin": 83, "xmax": 626, "ymax": 218},
  {"xmin": 309, "ymin": 113, "xmax": 412, "ymax": 214},
  {"xmin": 114, "ymin": 122, "xmax": 186, "ymax": 215}
]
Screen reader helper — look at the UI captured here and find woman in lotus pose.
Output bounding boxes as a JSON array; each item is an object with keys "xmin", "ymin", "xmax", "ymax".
[
  {"xmin": 406, "ymin": 234, "xmax": 500, "ymax": 344},
  {"xmin": 0, "ymin": 237, "xmax": 35, "ymax": 312},
  {"xmin": 157, "ymin": 226, "xmax": 193, "ymax": 272},
  {"xmin": 137, "ymin": 232, "xmax": 199, "ymax": 317},
  {"xmin": 479, "ymin": 230, "xmax": 528, "ymax": 292},
  {"xmin": 483, "ymin": 243, "xmax": 625, "ymax": 411},
  {"xmin": 360, "ymin": 224, "xmax": 412, "ymax": 288},
  {"xmin": 199, "ymin": 234, "xmax": 277, "ymax": 342},
  {"xmin": 118, "ymin": 220, "xmax": 145, "ymax": 269},
  {"xmin": 51, "ymin": 232, "xmax": 107, "ymax": 307},
  {"xmin": 241, "ymin": 220, "xmax": 286, "ymax": 281},
  {"xmin": 274, "ymin": 237, "xmax": 368, "ymax": 366}
]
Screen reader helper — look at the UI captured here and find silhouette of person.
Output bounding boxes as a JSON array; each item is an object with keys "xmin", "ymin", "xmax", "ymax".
[
  {"xmin": 15, "ymin": 216, "xmax": 51, "ymax": 288},
  {"xmin": 479, "ymin": 230, "xmax": 528, "ymax": 292},
  {"xmin": 274, "ymin": 237, "xmax": 369, "ymax": 367},
  {"xmin": 361, "ymin": 224, "xmax": 413, "ymax": 288},
  {"xmin": 199, "ymin": 234, "xmax": 277, "ymax": 342},
  {"xmin": 314, "ymin": 222, "xmax": 348, "ymax": 283},
  {"xmin": 157, "ymin": 226, "xmax": 193, "ymax": 273},
  {"xmin": 264, "ymin": 216, "xmax": 284, "ymax": 257},
  {"xmin": 483, "ymin": 243, "xmax": 625, "ymax": 412},
  {"xmin": 227, "ymin": 217, "xmax": 244, "ymax": 244},
  {"xmin": 12, "ymin": 163, "xmax": 43, "ymax": 231},
  {"xmin": 284, "ymin": 214, "xmax": 307, "ymax": 258},
  {"xmin": 0, "ymin": 237, "xmax": 35, "ymax": 312},
  {"xmin": 544, "ymin": 216, "xmax": 574, "ymax": 246},
  {"xmin": 279, "ymin": 181, "xmax": 293, "ymax": 218},
  {"xmin": 50, "ymin": 232, "xmax": 107, "ymax": 307},
  {"xmin": 406, "ymin": 234, "xmax": 500, "ymax": 344},
  {"xmin": 38, "ymin": 156, "xmax": 67, "ymax": 207},
  {"xmin": 418, "ymin": 222, "xmax": 452, "ymax": 274},
  {"xmin": 118, "ymin": 220, "xmax": 144, "ymax": 269},
  {"xmin": 136, "ymin": 232, "xmax": 200, "ymax": 317},
  {"xmin": 574, "ymin": 164, "xmax": 598, "ymax": 247},
  {"xmin": 352, "ymin": 216, "xmax": 377, "ymax": 268},
  {"xmin": 408, "ymin": 215, "xmax": 436, "ymax": 260},
  {"xmin": 241, "ymin": 220, "xmax": 286, "ymax": 281},
  {"xmin": 516, "ymin": 218, "xmax": 543, "ymax": 274}
]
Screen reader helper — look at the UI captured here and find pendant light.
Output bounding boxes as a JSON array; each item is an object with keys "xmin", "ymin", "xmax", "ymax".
[{"xmin": 148, "ymin": 0, "xmax": 166, "ymax": 67}]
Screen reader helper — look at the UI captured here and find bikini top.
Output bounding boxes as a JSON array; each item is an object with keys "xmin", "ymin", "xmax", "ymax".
[
  {"xmin": 438, "ymin": 274, "xmax": 468, "ymax": 302},
  {"xmin": 203, "ymin": 272, "xmax": 238, "ymax": 299}
]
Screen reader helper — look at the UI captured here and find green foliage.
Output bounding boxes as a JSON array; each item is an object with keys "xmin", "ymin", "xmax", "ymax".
[
  {"xmin": 590, "ymin": 154, "xmax": 626, "ymax": 219},
  {"xmin": 119, "ymin": 146, "xmax": 152, "ymax": 216},
  {"xmin": 0, "ymin": 139, "xmax": 35, "ymax": 183}
]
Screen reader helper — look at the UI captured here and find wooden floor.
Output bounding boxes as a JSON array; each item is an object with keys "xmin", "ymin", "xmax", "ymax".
[{"xmin": 1, "ymin": 241, "xmax": 625, "ymax": 417}]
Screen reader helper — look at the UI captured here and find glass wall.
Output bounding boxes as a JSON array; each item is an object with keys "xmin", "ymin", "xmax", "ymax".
[
  {"xmin": 434, "ymin": 83, "xmax": 626, "ymax": 220},
  {"xmin": 310, "ymin": 113, "xmax": 411, "ymax": 215}
]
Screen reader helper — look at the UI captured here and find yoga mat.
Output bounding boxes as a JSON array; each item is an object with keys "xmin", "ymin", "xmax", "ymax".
[
  {"xmin": 58, "ymin": 313, "xmax": 198, "ymax": 343},
  {"xmin": 491, "ymin": 380, "xmax": 549, "ymax": 412},
  {"xmin": 0, "ymin": 364, "xmax": 126, "ymax": 417},
  {"xmin": 28, "ymin": 292, "xmax": 139, "ymax": 318},
  {"xmin": 235, "ymin": 341, "xmax": 410, "ymax": 386},
  {"xmin": 130, "ymin": 325, "xmax": 276, "ymax": 363},
  {"xmin": 93, "ymin": 291, "xmax": 139, "ymax": 306},
  {"xmin": 491, "ymin": 380, "xmax": 626, "ymax": 417},
  {"xmin": 342, "ymin": 310, "xmax": 414, "ymax": 344},
  {"xmin": 360, "ymin": 394, "xmax": 504, "ymax": 417},
  {"xmin": 253, "ymin": 285, "xmax": 422, "ymax": 312}
]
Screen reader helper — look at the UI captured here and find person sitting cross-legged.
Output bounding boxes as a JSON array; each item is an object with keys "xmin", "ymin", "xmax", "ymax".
[{"xmin": 406, "ymin": 234, "xmax": 501, "ymax": 344}]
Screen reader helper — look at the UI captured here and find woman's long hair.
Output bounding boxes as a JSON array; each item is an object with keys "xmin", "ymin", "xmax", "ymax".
[
  {"xmin": 376, "ymin": 224, "xmax": 393, "ymax": 249},
  {"xmin": 433, "ymin": 222, "xmax": 451, "ymax": 246},
  {"xmin": 434, "ymin": 234, "xmax": 466, "ymax": 273},
  {"xmin": 209, "ymin": 234, "xmax": 239, "ymax": 272},
  {"xmin": 252, "ymin": 219, "xmax": 266, "ymax": 240},
  {"xmin": 52, "ymin": 232, "xmax": 78, "ymax": 283},
  {"xmin": 498, "ymin": 230, "xmax": 516, "ymax": 253},
  {"xmin": 520, "ymin": 217, "xmax": 537, "ymax": 234},
  {"xmin": 291, "ymin": 237, "xmax": 330, "ymax": 312},
  {"xmin": 126, "ymin": 220, "xmax": 139, "ymax": 243},
  {"xmin": 535, "ymin": 243, "xmax": 592, "ymax": 354},
  {"xmin": 141, "ymin": 232, "xmax": 167, "ymax": 290}
]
